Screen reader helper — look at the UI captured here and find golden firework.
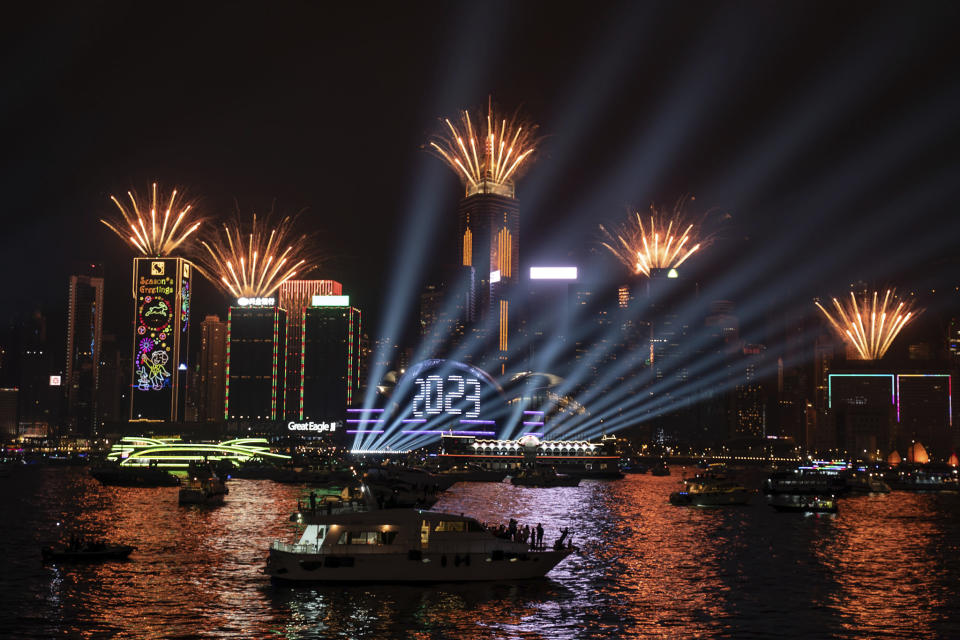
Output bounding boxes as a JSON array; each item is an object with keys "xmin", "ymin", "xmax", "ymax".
[
  {"xmin": 101, "ymin": 182, "xmax": 202, "ymax": 256},
  {"xmin": 600, "ymin": 200, "xmax": 705, "ymax": 277},
  {"xmin": 197, "ymin": 213, "xmax": 316, "ymax": 298},
  {"xmin": 815, "ymin": 289, "xmax": 918, "ymax": 360},
  {"xmin": 429, "ymin": 97, "xmax": 538, "ymax": 196}
]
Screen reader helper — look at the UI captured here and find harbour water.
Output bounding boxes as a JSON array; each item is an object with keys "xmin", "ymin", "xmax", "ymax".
[{"xmin": 1, "ymin": 466, "xmax": 959, "ymax": 639}]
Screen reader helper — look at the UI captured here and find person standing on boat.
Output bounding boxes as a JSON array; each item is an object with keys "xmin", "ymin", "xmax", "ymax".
[
  {"xmin": 536, "ymin": 523, "xmax": 544, "ymax": 548},
  {"xmin": 309, "ymin": 491, "xmax": 317, "ymax": 513}
]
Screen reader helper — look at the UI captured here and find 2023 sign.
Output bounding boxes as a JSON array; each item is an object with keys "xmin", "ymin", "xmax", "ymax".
[{"xmin": 411, "ymin": 375, "xmax": 481, "ymax": 418}]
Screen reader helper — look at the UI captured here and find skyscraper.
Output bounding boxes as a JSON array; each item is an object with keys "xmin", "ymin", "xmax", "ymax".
[
  {"xmin": 198, "ymin": 315, "xmax": 227, "ymax": 422},
  {"xmin": 300, "ymin": 296, "xmax": 361, "ymax": 420},
  {"xmin": 278, "ymin": 280, "xmax": 343, "ymax": 418},
  {"xmin": 225, "ymin": 301, "xmax": 287, "ymax": 421},
  {"xmin": 66, "ymin": 273, "xmax": 103, "ymax": 436},
  {"xmin": 458, "ymin": 190, "xmax": 520, "ymax": 370}
]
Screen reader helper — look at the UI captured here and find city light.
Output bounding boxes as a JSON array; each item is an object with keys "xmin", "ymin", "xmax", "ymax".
[
  {"xmin": 197, "ymin": 213, "xmax": 316, "ymax": 298},
  {"xmin": 530, "ymin": 266, "xmax": 578, "ymax": 280},
  {"xmin": 599, "ymin": 199, "xmax": 705, "ymax": 276},
  {"xmin": 101, "ymin": 182, "xmax": 203, "ymax": 256},
  {"xmin": 311, "ymin": 295, "xmax": 350, "ymax": 307},
  {"xmin": 815, "ymin": 289, "xmax": 918, "ymax": 360},
  {"xmin": 428, "ymin": 97, "xmax": 538, "ymax": 196}
]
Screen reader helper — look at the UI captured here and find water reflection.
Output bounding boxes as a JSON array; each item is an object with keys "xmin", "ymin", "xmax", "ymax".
[{"xmin": 1, "ymin": 467, "xmax": 960, "ymax": 638}]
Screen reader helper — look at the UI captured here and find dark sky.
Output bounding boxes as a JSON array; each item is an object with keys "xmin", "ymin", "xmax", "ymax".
[{"xmin": 2, "ymin": 1, "xmax": 959, "ymax": 342}]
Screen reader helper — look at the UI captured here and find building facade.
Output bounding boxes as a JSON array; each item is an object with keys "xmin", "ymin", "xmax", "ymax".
[{"xmin": 66, "ymin": 273, "xmax": 104, "ymax": 435}]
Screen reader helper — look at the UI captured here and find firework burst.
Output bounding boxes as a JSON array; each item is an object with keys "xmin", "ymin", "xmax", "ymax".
[
  {"xmin": 101, "ymin": 182, "xmax": 202, "ymax": 256},
  {"xmin": 815, "ymin": 289, "xmax": 918, "ymax": 360},
  {"xmin": 429, "ymin": 97, "xmax": 538, "ymax": 195},
  {"xmin": 197, "ymin": 213, "xmax": 316, "ymax": 298},
  {"xmin": 599, "ymin": 199, "xmax": 706, "ymax": 277}
]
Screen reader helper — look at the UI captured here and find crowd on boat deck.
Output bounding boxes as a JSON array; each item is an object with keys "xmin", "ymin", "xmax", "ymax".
[{"xmin": 484, "ymin": 519, "xmax": 572, "ymax": 550}]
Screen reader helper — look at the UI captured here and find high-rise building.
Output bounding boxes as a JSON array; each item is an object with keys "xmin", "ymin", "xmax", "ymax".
[
  {"xmin": 299, "ymin": 295, "xmax": 362, "ymax": 420},
  {"xmin": 0, "ymin": 388, "xmax": 17, "ymax": 439},
  {"xmin": 457, "ymin": 189, "xmax": 519, "ymax": 370},
  {"xmin": 225, "ymin": 301, "xmax": 287, "ymax": 421},
  {"xmin": 66, "ymin": 273, "xmax": 104, "ymax": 435},
  {"xmin": 129, "ymin": 257, "xmax": 192, "ymax": 422},
  {"xmin": 897, "ymin": 373, "xmax": 953, "ymax": 458},
  {"xmin": 733, "ymin": 344, "xmax": 768, "ymax": 439},
  {"xmin": 198, "ymin": 315, "xmax": 227, "ymax": 422},
  {"xmin": 278, "ymin": 280, "xmax": 343, "ymax": 418},
  {"xmin": 17, "ymin": 310, "xmax": 54, "ymax": 436}
]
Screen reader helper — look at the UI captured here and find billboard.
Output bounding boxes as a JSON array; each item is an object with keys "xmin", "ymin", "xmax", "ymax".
[{"xmin": 130, "ymin": 258, "xmax": 190, "ymax": 421}]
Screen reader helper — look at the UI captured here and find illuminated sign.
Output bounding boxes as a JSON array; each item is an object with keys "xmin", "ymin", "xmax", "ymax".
[
  {"xmin": 667, "ymin": 268, "xmax": 679, "ymax": 278},
  {"xmin": 287, "ymin": 420, "xmax": 341, "ymax": 433},
  {"xmin": 49, "ymin": 375, "xmax": 61, "ymax": 386},
  {"xmin": 237, "ymin": 297, "xmax": 275, "ymax": 307},
  {"xmin": 412, "ymin": 374, "xmax": 482, "ymax": 418},
  {"xmin": 131, "ymin": 257, "xmax": 189, "ymax": 421},
  {"xmin": 311, "ymin": 295, "xmax": 350, "ymax": 307},
  {"xmin": 490, "ymin": 270, "xmax": 501, "ymax": 284},
  {"xmin": 529, "ymin": 266, "xmax": 578, "ymax": 280}
]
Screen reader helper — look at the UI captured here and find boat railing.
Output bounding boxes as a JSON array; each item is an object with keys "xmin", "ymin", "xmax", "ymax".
[
  {"xmin": 297, "ymin": 500, "xmax": 370, "ymax": 516},
  {"xmin": 271, "ymin": 540, "xmax": 319, "ymax": 554}
]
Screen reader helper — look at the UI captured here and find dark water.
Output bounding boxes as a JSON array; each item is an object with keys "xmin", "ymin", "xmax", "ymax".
[{"xmin": 1, "ymin": 467, "xmax": 959, "ymax": 639}]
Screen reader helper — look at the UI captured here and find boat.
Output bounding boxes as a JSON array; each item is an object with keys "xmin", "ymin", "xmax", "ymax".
[
  {"xmin": 90, "ymin": 464, "xmax": 179, "ymax": 487},
  {"xmin": 884, "ymin": 466, "xmax": 959, "ymax": 491},
  {"xmin": 510, "ymin": 467, "xmax": 580, "ymax": 487},
  {"xmin": 650, "ymin": 462, "xmax": 670, "ymax": 476},
  {"xmin": 434, "ymin": 465, "xmax": 508, "ymax": 483},
  {"xmin": 265, "ymin": 508, "xmax": 574, "ymax": 582},
  {"xmin": 669, "ymin": 474, "xmax": 751, "ymax": 506},
  {"xmin": 179, "ymin": 474, "xmax": 228, "ymax": 505},
  {"xmin": 769, "ymin": 494, "xmax": 838, "ymax": 513},
  {"xmin": 41, "ymin": 540, "xmax": 135, "ymax": 562},
  {"xmin": 844, "ymin": 471, "xmax": 891, "ymax": 493},
  {"xmin": 763, "ymin": 469, "xmax": 846, "ymax": 495}
]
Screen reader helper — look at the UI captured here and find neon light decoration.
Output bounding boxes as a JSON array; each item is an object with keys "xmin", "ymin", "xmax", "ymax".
[
  {"xmin": 106, "ymin": 436, "xmax": 289, "ymax": 469},
  {"xmin": 827, "ymin": 373, "xmax": 895, "ymax": 409},
  {"xmin": 412, "ymin": 374, "xmax": 481, "ymax": 418},
  {"xmin": 131, "ymin": 257, "xmax": 190, "ymax": 421}
]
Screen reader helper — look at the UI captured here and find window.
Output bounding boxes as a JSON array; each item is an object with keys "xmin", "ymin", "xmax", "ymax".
[
  {"xmin": 434, "ymin": 521, "xmax": 466, "ymax": 532},
  {"xmin": 337, "ymin": 530, "xmax": 397, "ymax": 545}
]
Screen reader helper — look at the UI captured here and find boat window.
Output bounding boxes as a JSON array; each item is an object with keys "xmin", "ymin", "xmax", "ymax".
[
  {"xmin": 420, "ymin": 520, "xmax": 430, "ymax": 546},
  {"xmin": 337, "ymin": 530, "xmax": 394, "ymax": 545},
  {"xmin": 434, "ymin": 521, "xmax": 466, "ymax": 532}
]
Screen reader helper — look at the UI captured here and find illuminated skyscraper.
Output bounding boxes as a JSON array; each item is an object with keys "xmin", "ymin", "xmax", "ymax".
[
  {"xmin": 300, "ymin": 295, "xmax": 362, "ymax": 420},
  {"xmin": 129, "ymin": 257, "xmax": 191, "ymax": 422},
  {"xmin": 278, "ymin": 279, "xmax": 343, "ymax": 418},
  {"xmin": 66, "ymin": 273, "xmax": 104, "ymax": 435},
  {"xmin": 458, "ymin": 188, "xmax": 519, "ymax": 369},
  {"xmin": 225, "ymin": 300, "xmax": 287, "ymax": 421}
]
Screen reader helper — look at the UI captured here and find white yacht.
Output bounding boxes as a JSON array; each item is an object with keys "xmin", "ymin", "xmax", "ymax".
[{"xmin": 266, "ymin": 508, "xmax": 574, "ymax": 582}]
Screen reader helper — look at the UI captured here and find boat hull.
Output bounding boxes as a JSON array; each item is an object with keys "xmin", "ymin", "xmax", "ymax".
[
  {"xmin": 41, "ymin": 545, "xmax": 134, "ymax": 562},
  {"xmin": 266, "ymin": 548, "xmax": 572, "ymax": 583}
]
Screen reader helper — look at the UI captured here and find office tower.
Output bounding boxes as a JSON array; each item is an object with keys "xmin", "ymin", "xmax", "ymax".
[
  {"xmin": 17, "ymin": 310, "xmax": 53, "ymax": 436},
  {"xmin": 432, "ymin": 99, "xmax": 538, "ymax": 372},
  {"xmin": 278, "ymin": 280, "xmax": 343, "ymax": 418},
  {"xmin": 0, "ymin": 388, "xmax": 16, "ymax": 439},
  {"xmin": 129, "ymin": 257, "xmax": 192, "ymax": 422},
  {"xmin": 828, "ymin": 372, "xmax": 897, "ymax": 458},
  {"xmin": 198, "ymin": 315, "xmax": 227, "ymax": 422},
  {"xmin": 225, "ymin": 301, "xmax": 287, "ymax": 421},
  {"xmin": 524, "ymin": 266, "xmax": 579, "ymax": 363},
  {"xmin": 300, "ymin": 295, "xmax": 361, "ymax": 420},
  {"xmin": 733, "ymin": 344, "xmax": 768, "ymax": 439},
  {"xmin": 66, "ymin": 273, "xmax": 104, "ymax": 435},
  {"xmin": 97, "ymin": 333, "xmax": 125, "ymax": 424},
  {"xmin": 897, "ymin": 373, "xmax": 953, "ymax": 459}
]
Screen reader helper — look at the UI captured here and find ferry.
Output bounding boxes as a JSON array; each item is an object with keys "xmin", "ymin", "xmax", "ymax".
[
  {"xmin": 669, "ymin": 476, "xmax": 751, "ymax": 506},
  {"xmin": 179, "ymin": 475, "xmax": 228, "ymax": 505},
  {"xmin": 265, "ymin": 508, "xmax": 574, "ymax": 582}
]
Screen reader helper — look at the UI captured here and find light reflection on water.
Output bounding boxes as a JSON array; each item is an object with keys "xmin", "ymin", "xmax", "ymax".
[{"xmin": 1, "ymin": 467, "xmax": 958, "ymax": 639}]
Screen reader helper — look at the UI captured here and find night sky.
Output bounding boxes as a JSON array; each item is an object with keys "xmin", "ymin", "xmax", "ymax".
[{"xmin": 2, "ymin": 1, "xmax": 959, "ymax": 345}]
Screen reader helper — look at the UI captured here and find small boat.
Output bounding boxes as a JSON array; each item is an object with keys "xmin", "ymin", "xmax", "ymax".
[
  {"xmin": 179, "ymin": 474, "xmax": 228, "ymax": 505},
  {"xmin": 434, "ymin": 465, "xmax": 508, "ymax": 483},
  {"xmin": 510, "ymin": 467, "xmax": 580, "ymax": 487},
  {"xmin": 769, "ymin": 494, "xmax": 838, "ymax": 513},
  {"xmin": 650, "ymin": 462, "xmax": 670, "ymax": 476},
  {"xmin": 90, "ymin": 464, "xmax": 179, "ymax": 487},
  {"xmin": 265, "ymin": 508, "xmax": 574, "ymax": 582},
  {"xmin": 670, "ymin": 475, "xmax": 751, "ymax": 506},
  {"xmin": 41, "ymin": 541, "xmax": 135, "ymax": 562}
]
